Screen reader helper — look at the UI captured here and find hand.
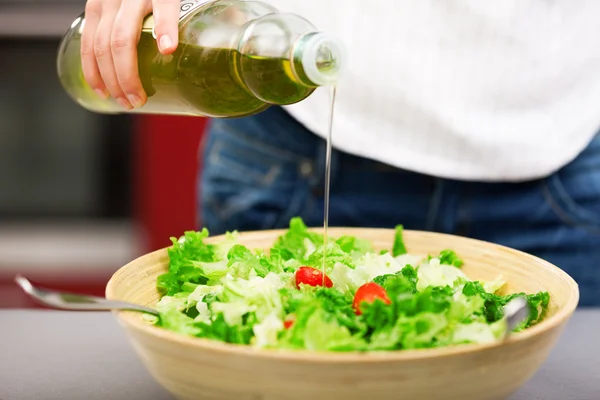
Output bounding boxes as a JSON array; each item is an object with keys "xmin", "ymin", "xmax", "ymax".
[{"xmin": 81, "ymin": 0, "xmax": 180, "ymax": 109}]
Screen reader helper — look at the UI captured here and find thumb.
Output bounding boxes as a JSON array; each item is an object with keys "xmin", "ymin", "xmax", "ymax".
[{"xmin": 152, "ymin": 0, "xmax": 180, "ymax": 54}]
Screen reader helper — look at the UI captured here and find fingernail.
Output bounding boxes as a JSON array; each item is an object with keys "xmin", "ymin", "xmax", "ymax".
[
  {"xmin": 94, "ymin": 89, "xmax": 109, "ymax": 99},
  {"xmin": 127, "ymin": 94, "xmax": 144, "ymax": 108},
  {"xmin": 116, "ymin": 97, "xmax": 133, "ymax": 110},
  {"xmin": 159, "ymin": 35, "xmax": 173, "ymax": 52}
]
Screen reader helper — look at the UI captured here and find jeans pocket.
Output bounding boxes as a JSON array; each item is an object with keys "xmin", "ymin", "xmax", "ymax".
[
  {"xmin": 200, "ymin": 118, "xmax": 316, "ymax": 234},
  {"xmin": 541, "ymin": 138, "xmax": 600, "ymax": 234}
]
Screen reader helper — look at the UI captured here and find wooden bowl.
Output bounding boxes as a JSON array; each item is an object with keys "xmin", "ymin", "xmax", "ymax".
[{"xmin": 106, "ymin": 228, "xmax": 579, "ymax": 400}]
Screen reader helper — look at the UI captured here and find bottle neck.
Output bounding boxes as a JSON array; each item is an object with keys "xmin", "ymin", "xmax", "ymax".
[
  {"xmin": 232, "ymin": 18, "xmax": 347, "ymax": 105},
  {"xmin": 291, "ymin": 32, "xmax": 347, "ymax": 87}
]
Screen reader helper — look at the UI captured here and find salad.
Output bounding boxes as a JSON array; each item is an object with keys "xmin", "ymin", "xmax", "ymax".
[{"xmin": 152, "ymin": 217, "xmax": 550, "ymax": 351}]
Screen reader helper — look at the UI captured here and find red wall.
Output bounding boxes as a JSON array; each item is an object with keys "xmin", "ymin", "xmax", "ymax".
[{"xmin": 134, "ymin": 115, "xmax": 208, "ymax": 252}]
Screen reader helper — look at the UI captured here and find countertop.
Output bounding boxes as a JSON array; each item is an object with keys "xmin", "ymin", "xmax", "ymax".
[{"xmin": 1, "ymin": 309, "xmax": 599, "ymax": 400}]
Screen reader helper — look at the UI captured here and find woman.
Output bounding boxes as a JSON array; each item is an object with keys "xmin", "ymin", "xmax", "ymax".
[{"xmin": 80, "ymin": 0, "xmax": 600, "ymax": 306}]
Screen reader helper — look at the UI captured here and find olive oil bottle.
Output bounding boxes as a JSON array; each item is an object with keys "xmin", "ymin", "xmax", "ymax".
[{"xmin": 56, "ymin": 0, "xmax": 346, "ymax": 117}]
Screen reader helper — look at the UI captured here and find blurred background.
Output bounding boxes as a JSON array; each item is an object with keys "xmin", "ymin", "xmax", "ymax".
[{"xmin": 0, "ymin": 0, "xmax": 207, "ymax": 307}]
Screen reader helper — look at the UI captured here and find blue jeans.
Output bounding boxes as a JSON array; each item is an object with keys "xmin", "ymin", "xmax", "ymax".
[{"xmin": 200, "ymin": 106, "xmax": 600, "ymax": 307}]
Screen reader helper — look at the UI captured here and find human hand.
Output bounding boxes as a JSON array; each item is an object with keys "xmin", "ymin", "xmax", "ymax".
[{"xmin": 81, "ymin": 0, "xmax": 180, "ymax": 109}]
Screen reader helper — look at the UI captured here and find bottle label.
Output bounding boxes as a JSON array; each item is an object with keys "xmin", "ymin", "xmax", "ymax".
[
  {"xmin": 179, "ymin": 0, "xmax": 212, "ymax": 20},
  {"xmin": 142, "ymin": 0, "xmax": 213, "ymax": 36}
]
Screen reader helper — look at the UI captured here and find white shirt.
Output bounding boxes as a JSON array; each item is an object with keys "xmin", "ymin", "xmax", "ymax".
[{"xmin": 269, "ymin": 0, "xmax": 600, "ymax": 181}]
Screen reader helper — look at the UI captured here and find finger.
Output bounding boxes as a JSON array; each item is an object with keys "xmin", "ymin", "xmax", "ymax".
[
  {"xmin": 111, "ymin": 0, "xmax": 152, "ymax": 108},
  {"xmin": 81, "ymin": 0, "xmax": 108, "ymax": 98},
  {"xmin": 152, "ymin": 0, "xmax": 180, "ymax": 54},
  {"xmin": 94, "ymin": 0, "xmax": 133, "ymax": 109}
]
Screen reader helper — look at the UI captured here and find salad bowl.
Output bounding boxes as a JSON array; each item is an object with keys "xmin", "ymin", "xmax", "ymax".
[{"xmin": 106, "ymin": 227, "xmax": 579, "ymax": 400}]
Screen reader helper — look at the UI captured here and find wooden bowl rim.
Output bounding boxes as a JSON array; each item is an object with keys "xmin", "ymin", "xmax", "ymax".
[{"xmin": 106, "ymin": 227, "xmax": 579, "ymax": 363}]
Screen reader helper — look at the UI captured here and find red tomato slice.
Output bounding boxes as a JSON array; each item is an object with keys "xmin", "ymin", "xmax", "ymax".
[
  {"xmin": 295, "ymin": 266, "xmax": 333, "ymax": 288},
  {"xmin": 283, "ymin": 313, "xmax": 296, "ymax": 329},
  {"xmin": 352, "ymin": 282, "xmax": 392, "ymax": 315}
]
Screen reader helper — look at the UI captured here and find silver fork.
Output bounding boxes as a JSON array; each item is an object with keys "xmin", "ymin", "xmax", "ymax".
[
  {"xmin": 15, "ymin": 274, "xmax": 530, "ymax": 338},
  {"xmin": 503, "ymin": 296, "xmax": 531, "ymax": 338},
  {"xmin": 15, "ymin": 275, "xmax": 159, "ymax": 316}
]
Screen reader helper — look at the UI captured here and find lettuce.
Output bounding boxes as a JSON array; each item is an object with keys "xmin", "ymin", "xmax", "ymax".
[{"xmin": 153, "ymin": 217, "xmax": 550, "ymax": 351}]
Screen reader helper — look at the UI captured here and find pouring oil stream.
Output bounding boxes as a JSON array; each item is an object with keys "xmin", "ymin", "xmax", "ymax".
[{"xmin": 322, "ymin": 86, "xmax": 337, "ymax": 281}]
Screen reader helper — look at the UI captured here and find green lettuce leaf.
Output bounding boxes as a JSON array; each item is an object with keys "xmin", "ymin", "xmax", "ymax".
[
  {"xmin": 272, "ymin": 217, "xmax": 324, "ymax": 262},
  {"xmin": 152, "ymin": 216, "xmax": 551, "ymax": 351},
  {"xmin": 392, "ymin": 225, "xmax": 407, "ymax": 256}
]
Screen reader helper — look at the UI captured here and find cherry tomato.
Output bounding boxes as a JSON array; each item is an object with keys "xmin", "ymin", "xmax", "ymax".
[
  {"xmin": 283, "ymin": 313, "xmax": 296, "ymax": 329},
  {"xmin": 295, "ymin": 266, "xmax": 333, "ymax": 288},
  {"xmin": 352, "ymin": 282, "xmax": 391, "ymax": 315},
  {"xmin": 284, "ymin": 319, "xmax": 294, "ymax": 329}
]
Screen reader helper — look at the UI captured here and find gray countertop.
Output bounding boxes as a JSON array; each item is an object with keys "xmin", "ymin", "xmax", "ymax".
[{"xmin": 1, "ymin": 309, "xmax": 599, "ymax": 400}]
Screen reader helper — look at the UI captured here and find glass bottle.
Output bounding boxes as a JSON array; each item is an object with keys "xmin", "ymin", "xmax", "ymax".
[{"xmin": 56, "ymin": 0, "xmax": 346, "ymax": 117}]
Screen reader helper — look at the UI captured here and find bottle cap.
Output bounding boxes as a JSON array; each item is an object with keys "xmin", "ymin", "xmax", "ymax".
[{"xmin": 299, "ymin": 32, "xmax": 347, "ymax": 86}]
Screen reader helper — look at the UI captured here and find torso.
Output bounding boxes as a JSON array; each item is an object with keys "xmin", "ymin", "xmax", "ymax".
[{"xmin": 268, "ymin": 0, "xmax": 600, "ymax": 181}]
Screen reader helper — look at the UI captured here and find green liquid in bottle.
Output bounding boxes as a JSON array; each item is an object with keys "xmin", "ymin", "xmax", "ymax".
[
  {"xmin": 57, "ymin": 7, "xmax": 345, "ymax": 118},
  {"xmin": 139, "ymin": 30, "xmax": 316, "ymax": 117}
]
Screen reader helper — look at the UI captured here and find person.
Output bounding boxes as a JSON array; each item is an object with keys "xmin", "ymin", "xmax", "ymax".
[{"xmin": 81, "ymin": 0, "xmax": 600, "ymax": 306}]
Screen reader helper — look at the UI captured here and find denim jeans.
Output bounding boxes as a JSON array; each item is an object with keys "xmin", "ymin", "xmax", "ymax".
[{"xmin": 200, "ymin": 106, "xmax": 600, "ymax": 307}]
